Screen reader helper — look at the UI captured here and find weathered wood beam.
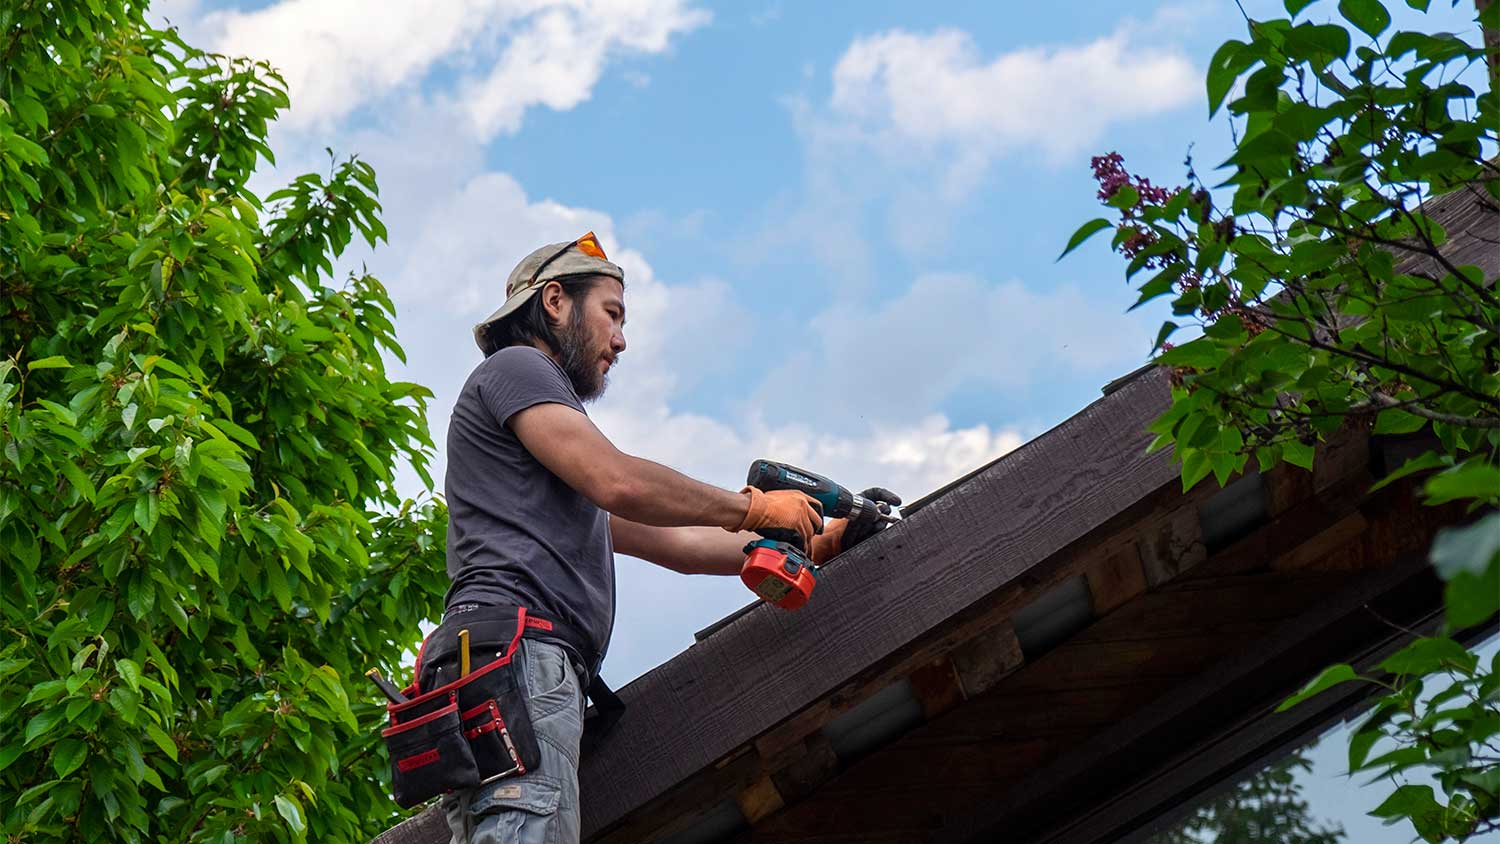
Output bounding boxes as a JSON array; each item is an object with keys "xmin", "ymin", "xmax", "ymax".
[
  {"xmin": 590, "ymin": 424, "xmax": 1371, "ymax": 843},
  {"xmin": 740, "ymin": 467, "xmax": 1443, "ymax": 842},
  {"xmin": 576, "ymin": 369, "xmax": 1179, "ymax": 838}
]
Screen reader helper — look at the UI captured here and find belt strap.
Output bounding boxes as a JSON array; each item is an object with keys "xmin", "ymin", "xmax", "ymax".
[{"xmin": 582, "ymin": 674, "xmax": 625, "ymax": 757}]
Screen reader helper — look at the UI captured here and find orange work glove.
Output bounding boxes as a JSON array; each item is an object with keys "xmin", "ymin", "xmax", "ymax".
[
  {"xmin": 729, "ymin": 487, "xmax": 823, "ymax": 550},
  {"xmin": 810, "ymin": 519, "xmax": 848, "ymax": 565}
]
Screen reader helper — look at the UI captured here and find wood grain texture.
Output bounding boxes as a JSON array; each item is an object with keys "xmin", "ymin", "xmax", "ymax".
[
  {"xmin": 1394, "ymin": 190, "xmax": 1500, "ymax": 280},
  {"xmin": 1135, "ymin": 505, "xmax": 1206, "ymax": 588},
  {"xmin": 576, "ymin": 369, "xmax": 1177, "ymax": 837},
  {"xmin": 1086, "ymin": 547, "xmax": 1148, "ymax": 617},
  {"xmin": 949, "ymin": 622, "xmax": 1024, "ymax": 699},
  {"xmin": 747, "ymin": 519, "xmax": 1445, "ymax": 843},
  {"xmin": 908, "ymin": 658, "xmax": 965, "ymax": 719}
]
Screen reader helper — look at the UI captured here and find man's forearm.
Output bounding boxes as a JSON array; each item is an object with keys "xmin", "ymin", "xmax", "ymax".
[
  {"xmin": 611, "ymin": 517, "xmax": 752, "ymax": 575},
  {"xmin": 606, "ymin": 454, "xmax": 750, "ymax": 529}
]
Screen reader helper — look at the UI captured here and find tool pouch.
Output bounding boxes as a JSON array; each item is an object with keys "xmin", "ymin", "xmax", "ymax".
[{"xmin": 381, "ymin": 609, "xmax": 543, "ymax": 808}]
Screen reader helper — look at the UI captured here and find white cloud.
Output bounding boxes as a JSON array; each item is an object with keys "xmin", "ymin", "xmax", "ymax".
[
  {"xmin": 741, "ymin": 272, "xmax": 1153, "ymax": 432},
  {"xmin": 199, "ymin": 0, "xmax": 709, "ymax": 137},
  {"xmin": 750, "ymin": 21, "xmax": 1199, "ymax": 272},
  {"xmin": 827, "ymin": 26, "xmax": 1198, "ymax": 164}
]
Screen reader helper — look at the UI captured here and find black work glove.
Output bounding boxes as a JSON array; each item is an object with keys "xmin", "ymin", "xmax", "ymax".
[
  {"xmin": 842, "ymin": 486, "xmax": 901, "ymax": 550},
  {"xmin": 811, "ymin": 487, "xmax": 902, "ymax": 564}
]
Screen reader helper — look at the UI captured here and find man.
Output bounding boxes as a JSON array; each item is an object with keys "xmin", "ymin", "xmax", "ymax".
[{"xmin": 439, "ymin": 232, "xmax": 897, "ymax": 843}]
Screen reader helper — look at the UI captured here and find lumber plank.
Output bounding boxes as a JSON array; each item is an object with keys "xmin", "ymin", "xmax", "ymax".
[
  {"xmin": 735, "ymin": 775, "xmax": 784, "ymax": 825},
  {"xmin": 577, "ymin": 370, "xmax": 1178, "ymax": 837},
  {"xmin": 1085, "ymin": 547, "xmax": 1148, "ymax": 617},
  {"xmin": 949, "ymin": 622, "xmax": 1024, "ymax": 699}
]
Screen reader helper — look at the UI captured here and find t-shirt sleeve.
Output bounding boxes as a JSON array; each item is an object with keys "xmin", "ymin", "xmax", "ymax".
[{"xmin": 475, "ymin": 347, "xmax": 585, "ymax": 427}]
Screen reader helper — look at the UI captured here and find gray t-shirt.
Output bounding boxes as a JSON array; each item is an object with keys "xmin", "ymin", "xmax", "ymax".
[{"xmin": 443, "ymin": 345, "xmax": 615, "ymax": 665}]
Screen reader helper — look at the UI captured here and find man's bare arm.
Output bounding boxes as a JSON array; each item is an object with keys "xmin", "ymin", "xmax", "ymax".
[
  {"xmin": 509, "ymin": 402, "xmax": 750, "ymax": 528},
  {"xmin": 609, "ymin": 517, "xmax": 751, "ymax": 575}
]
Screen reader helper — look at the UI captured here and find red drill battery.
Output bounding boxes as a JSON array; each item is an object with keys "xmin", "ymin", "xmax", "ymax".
[{"xmin": 741, "ymin": 540, "xmax": 818, "ymax": 610}]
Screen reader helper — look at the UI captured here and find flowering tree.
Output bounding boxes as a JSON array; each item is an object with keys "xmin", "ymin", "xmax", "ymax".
[
  {"xmin": 1065, "ymin": 1, "xmax": 1498, "ymax": 841},
  {"xmin": 1, "ymin": 3, "xmax": 448, "ymax": 841}
]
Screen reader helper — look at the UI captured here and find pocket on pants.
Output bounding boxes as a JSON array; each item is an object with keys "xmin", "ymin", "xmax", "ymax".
[
  {"xmin": 470, "ymin": 775, "xmax": 563, "ymax": 844},
  {"xmin": 524, "ymin": 640, "xmax": 577, "ymax": 720}
]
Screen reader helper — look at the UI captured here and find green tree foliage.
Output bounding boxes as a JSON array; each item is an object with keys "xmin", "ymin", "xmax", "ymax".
[
  {"xmin": 1149, "ymin": 753, "xmax": 1345, "ymax": 844},
  {"xmin": 1, "ymin": 3, "xmax": 449, "ymax": 841},
  {"xmin": 1064, "ymin": 0, "xmax": 1499, "ymax": 841}
]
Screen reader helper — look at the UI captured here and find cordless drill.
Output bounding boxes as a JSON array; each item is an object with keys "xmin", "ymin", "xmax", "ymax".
[{"xmin": 740, "ymin": 459, "xmax": 898, "ymax": 610}]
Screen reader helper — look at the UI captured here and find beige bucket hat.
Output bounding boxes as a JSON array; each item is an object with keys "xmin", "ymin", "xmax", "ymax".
[{"xmin": 473, "ymin": 231, "xmax": 624, "ymax": 355}]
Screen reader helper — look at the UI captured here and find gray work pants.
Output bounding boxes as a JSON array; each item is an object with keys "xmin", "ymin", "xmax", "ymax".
[{"xmin": 443, "ymin": 638, "xmax": 584, "ymax": 844}]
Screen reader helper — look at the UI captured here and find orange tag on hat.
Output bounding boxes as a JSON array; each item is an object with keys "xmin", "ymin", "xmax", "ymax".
[{"xmin": 575, "ymin": 232, "xmax": 607, "ymax": 260}]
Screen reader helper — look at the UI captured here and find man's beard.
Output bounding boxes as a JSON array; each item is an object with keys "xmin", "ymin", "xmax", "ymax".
[{"xmin": 556, "ymin": 306, "xmax": 608, "ymax": 402}]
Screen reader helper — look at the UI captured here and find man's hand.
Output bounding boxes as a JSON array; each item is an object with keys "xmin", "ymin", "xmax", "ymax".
[
  {"xmin": 809, "ymin": 487, "xmax": 901, "ymax": 565},
  {"xmin": 730, "ymin": 487, "xmax": 824, "ymax": 551}
]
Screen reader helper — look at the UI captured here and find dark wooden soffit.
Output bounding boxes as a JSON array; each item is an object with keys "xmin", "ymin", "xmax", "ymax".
[{"xmin": 736, "ymin": 448, "xmax": 1468, "ymax": 843}]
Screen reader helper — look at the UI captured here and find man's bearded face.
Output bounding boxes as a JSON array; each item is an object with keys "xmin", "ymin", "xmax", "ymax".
[{"xmin": 555, "ymin": 279, "xmax": 626, "ymax": 402}]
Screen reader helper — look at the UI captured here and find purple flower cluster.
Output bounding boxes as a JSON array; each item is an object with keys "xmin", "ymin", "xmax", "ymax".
[
  {"xmin": 1090, "ymin": 151, "xmax": 1176, "ymax": 210},
  {"xmin": 1090, "ymin": 152, "xmax": 1266, "ymax": 356}
]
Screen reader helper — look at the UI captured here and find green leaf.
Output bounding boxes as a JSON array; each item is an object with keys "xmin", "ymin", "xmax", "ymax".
[
  {"xmin": 1283, "ymin": 440, "xmax": 1315, "ymax": 471},
  {"xmin": 27, "ymin": 355, "xmax": 72, "ymax": 370},
  {"xmin": 1348, "ymin": 724, "xmax": 1381, "ymax": 772},
  {"xmin": 1370, "ymin": 783, "xmax": 1439, "ymax": 820},
  {"xmin": 1423, "ymin": 461, "xmax": 1500, "ymax": 505},
  {"xmin": 1106, "ymin": 185, "xmax": 1140, "ymax": 210},
  {"xmin": 1284, "ymin": 0, "xmax": 1317, "ymax": 15},
  {"xmin": 116, "ymin": 658, "xmax": 141, "ymax": 692},
  {"xmin": 1058, "ymin": 218, "xmax": 1114, "ymax": 260},
  {"xmin": 58, "ymin": 461, "xmax": 97, "ymax": 502},
  {"xmin": 1154, "ymin": 321, "xmax": 1178, "ymax": 350},
  {"xmin": 133, "ymin": 493, "xmax": 159, "ymax": 534},
  {"xmin": 0, "ymin": 743, "xmax": 24, "ymax": 773},
  {"xmin": 1444, "ymin": 562, "xmax": 1500, "ymax": 629},
  {"xmin": 1378, "ymin": 636, "xmax": 1475, "ymax": 676},
  {"xmin": 1157, "ymin": 338, "xmax": 1224, "ymax": 368},
  {"xmin": 1338, "ymin": 0, "xmax": 1390, "ymax": 38},
  {"xmin": 24, "ymin": 707, "xmax": 64, "ymax": 745},
  {"xmin": 1207, "ymin": 39, "xmax": 1254, "ymax": 117},
  {"xmin": 1372, "ymin": 407, "xmax": 1426, "ymax": 435},
  {"xmin": 1370, "ymin": 450, "xmax": 1446, "ymax": 492},
  {"xmin": 275, "ymin": 794, "xmax": 307, "ymax": 835},
  {"xmin": 1431, "ymin": 513, "xmax": 1500, "ymax": 580},
  {"xmin": 51, "ymin": 739, "xmax": 87, "ymax": 778},
  {"xmin": 142, "ymin": 721, "xmax": 178, "ymax": 761},
  {"xmin": 1278, "ymin": 663, "xmax": 1358, "ymax": 711}
]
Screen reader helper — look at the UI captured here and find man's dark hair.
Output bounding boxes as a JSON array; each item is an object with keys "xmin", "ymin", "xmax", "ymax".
[{"xmin": 482, "ymin": 274, "xmax": 607, "ymax": 357}]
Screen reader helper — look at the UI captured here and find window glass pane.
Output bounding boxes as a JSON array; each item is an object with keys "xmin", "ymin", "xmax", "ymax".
[{"xmin": 1146, "ymin": 634, "xmax": 1500, "ymax": 844}]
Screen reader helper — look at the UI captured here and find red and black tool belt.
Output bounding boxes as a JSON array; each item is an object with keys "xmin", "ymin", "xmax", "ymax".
[{"xmin": 382, "ymin": 607, "xmax": 551, "ymax": 808}]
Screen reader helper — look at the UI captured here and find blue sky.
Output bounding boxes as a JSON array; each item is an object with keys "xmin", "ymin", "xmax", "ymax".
[{"xmin": 153, "ymin": 1, "xmax": 1491, "ymax": 838}]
